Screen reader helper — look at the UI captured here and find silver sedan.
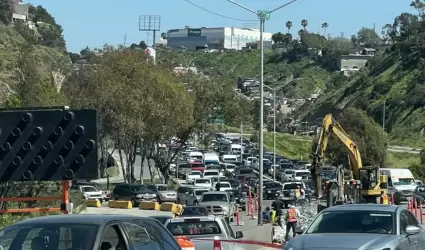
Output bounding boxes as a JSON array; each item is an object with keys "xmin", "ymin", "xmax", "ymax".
[{"xmin": 285, "ymin": 204, "xmax": 425, "ymax": 250}]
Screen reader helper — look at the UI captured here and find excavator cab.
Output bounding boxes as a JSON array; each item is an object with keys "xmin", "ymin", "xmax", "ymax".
[{"xmin": 359, "ymin": 167, "xmax": 388, "ymax": 203}]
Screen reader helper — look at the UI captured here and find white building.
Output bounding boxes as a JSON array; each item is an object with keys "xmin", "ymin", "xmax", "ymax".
[{"xmin": 167, "ymin": 27, "xmax": 273, "ymax": 50}]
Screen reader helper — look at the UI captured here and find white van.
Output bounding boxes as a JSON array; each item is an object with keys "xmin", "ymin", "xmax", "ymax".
[
  {"xmin": 294, "ymin": 170, "xmax": 310, "ymax": 181},
  {"xmin": 189, "ymin": 151, "xmax": 203, "ymax": 161},
  {"xmin": 222, "ymin": 154, "xmax": 238, "ymax": 163},
  {"xmin": 230, "ymin": 144, "xmax": 242, "ymax": 153},
  {"xmin": 203, "ymin": 153, "xmax": 220, "ymax": 165},
  {"xmin": 380, "ymin": 168, "xmax": 416, "ymax": 204}
]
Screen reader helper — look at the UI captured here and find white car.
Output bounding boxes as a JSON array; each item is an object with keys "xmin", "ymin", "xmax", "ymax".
[
  {"xmin": 79, "ymin": 185, "xmax": 103, "ymax": 201},
  {"xmin": 194, "ymin": 178, "xmax": 212, "ymax": 189},
  {"xmin": 187, "ymin": 170, "xmax": 203, "ymax": 180},
  {"xmin": 217, "ymin": 181, "xmax": 232, "ymax": 191},
  {"xmin": 203, "ymin": 169, "xmax": 221, "ymax": 179}
]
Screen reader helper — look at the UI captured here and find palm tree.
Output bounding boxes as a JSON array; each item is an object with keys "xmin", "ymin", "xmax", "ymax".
[
  {"xmin": 322, "ymin": 22, "xmax": 329, "ymax": 36},
  {"xmin": 301, "ymin": 19, "xmax": 308, "ymax": 31},
  {"xmin": 286, "ymin": 21, "xmax": 293, "ymax": 33}
]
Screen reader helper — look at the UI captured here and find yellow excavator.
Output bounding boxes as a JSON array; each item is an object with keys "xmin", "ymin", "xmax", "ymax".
[{"xmin": 311, "ymin": 114, "xmax": 388, "ymax": 212}]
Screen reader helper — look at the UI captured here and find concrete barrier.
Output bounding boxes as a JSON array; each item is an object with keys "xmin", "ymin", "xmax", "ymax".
[
  {"xmin": 139, "ymin": 201, "xmax": 160, "ymax": 210},
  {"xmin": 159, "ymin": 202, "xmax": 179, "ymax": 212},
  {"xmin": 108, "ymin": 200, "xmax": 132, "ymax": 209},
  {"xmin": 86, "ymin": 200, "xmax": 101, "ymax": 208}
]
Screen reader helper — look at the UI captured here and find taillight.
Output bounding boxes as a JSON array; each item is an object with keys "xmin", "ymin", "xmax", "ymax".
[{"xmin": 213, "ymin": 240, "xmax": 220, "ymax": 250}]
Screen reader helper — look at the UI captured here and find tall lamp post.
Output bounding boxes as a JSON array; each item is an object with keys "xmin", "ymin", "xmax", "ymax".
[
  {"xmin": 264, "ymin": 78, "xmax": 303, "ymax": 180},
  {"xmin": 224, "ymin": 0, "xmax": 299, "ymax": 225}
]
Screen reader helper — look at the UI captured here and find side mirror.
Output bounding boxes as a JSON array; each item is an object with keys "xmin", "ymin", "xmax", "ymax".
[
  {"xmin": 235, "ymin": 231, "xmax": 244, "ymax": 239},
  {"xmin": 405, "ymin": 225, "xmax": 421, "ymax": 236}
]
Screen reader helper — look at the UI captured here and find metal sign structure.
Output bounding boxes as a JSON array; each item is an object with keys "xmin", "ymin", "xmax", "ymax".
[
  {"xmin": 139, "ymin": 15, "xmax": 161, "ymax": 47},
  {"xmin": 0, "ymin": 107, "xmax": 98, "ymax": 182}
]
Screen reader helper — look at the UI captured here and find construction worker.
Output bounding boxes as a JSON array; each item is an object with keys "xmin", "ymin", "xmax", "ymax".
[
  {"xmin": 295, "ymin": 185, "xmax": 302, "ymax": 199},
  {"xmin": 380, "ymin": 190, "xmax": 389, "ymax": 205},
  {"xmin": 263, "ymin": 206, "xmax": 271, "ymax": 223},
  {"xmin": 284, "ymin": 204, "xmax": 301, "ymax": 242},
  {"xmin": 270, "ymin": 207, "xmax": 277, "ymax": 224}
]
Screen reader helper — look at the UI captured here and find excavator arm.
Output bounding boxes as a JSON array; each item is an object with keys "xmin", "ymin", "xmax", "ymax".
[{"xmin": 311, "ymin": 114, "xmax": 362, "ymax": 198}]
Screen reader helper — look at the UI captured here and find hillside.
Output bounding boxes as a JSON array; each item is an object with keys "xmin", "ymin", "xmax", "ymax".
[
  {"xmin": 157, "ymin": 47, "xmax": 333, "ymax": 98},
  {"xmin": 300, "ymin": 47, "xmax": 425, "ymax": 148},
  {"xmin": 0, "ymin": 5, "xmax": 70, "ymax": 102}
]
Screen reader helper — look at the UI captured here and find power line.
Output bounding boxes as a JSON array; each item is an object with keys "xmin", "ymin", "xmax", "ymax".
[{"xmin": 181, "ymin": 0, "xmax": 257, "ymax": 22}]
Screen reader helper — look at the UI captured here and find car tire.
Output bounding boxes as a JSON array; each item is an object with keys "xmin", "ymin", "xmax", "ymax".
[
  {"xmin": 193, "ymin": 200, "xmax": 199, "ymax": 206},
  {"xmin": 284, "ymin": 203, "xmax": 288, "ymax": 208},
  {"xmin": 114, "ymin": 197, "xmax": 119, "ymax": 200},
  {"xmin": 185, "ymin": 200, "xmax": 188, "ymax": 206},
  {"xmin": 177, "ymin": 198, "xmax": 181, "ymax": 204},
  {"xmin": 131, "ymin": 198, "xmax": 136, "ymax": 208},
  {"xmin": 157, "ymin": 196, "xmax": 162, "ymax": 204}
]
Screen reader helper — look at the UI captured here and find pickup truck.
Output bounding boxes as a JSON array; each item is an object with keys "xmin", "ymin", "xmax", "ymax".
[
  {"xmin": 278, "ymin": 181, "xmax": 306, "ymax": 208},
  {"xmin": 164, "ymin": 216, "xmax": 244, "ymax": 250}
]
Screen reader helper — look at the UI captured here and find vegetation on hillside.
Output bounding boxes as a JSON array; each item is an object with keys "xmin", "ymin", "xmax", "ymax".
[{"xmin": 299, "ymin": 1, "xmax": 425, "ymax": 149}]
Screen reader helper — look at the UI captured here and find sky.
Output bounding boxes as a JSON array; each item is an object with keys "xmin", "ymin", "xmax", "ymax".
[{"xmin": 26, "ymin": 0, "xmax": 414, "ymax": 52}]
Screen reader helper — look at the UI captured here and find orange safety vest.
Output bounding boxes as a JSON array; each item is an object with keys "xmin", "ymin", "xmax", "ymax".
[
  {"xmin": 381, "ymin": 194, "xmax": 389, "ymax": 205},
  {"xmin": 295, "ymin": 189, "xmax": 301, "ymax": 198},
  {"xmin": 287, "ymin": 208, "xmax": 297, "ymax": 222}
]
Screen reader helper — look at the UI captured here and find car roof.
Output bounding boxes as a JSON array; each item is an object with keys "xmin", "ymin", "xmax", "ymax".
[
  {"xmin": 203, "ymin": 191, "xmax": 228, "ymax": 195},
  {"xmin": 10, "ymin": 214, "xmax": 154, "ymax": 226},
  {"xmin": 324, "ymin": 204, "xmax": 399, "ymax": 213}
]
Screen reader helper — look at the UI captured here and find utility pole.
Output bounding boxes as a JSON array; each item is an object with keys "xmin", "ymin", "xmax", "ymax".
[
  {"xmin": 273, "ymin": 88, "xmax": 276, "ymax": 180},
  {"xmin": 240, "ymin": 121, "xmax": 243, "ymax": 163},
  {"xmin": 382, "ymin": 100, "xmax": 386, "ymax": 135},
  {"xmin": 224, "ymin": 0, "xmax": 299, "ymax": 226}
]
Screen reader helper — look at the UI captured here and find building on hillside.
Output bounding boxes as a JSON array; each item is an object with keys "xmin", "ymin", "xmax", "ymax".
[
  {"xmin": 340, "ymin": 48, "xmax": 375, "ymax": 76},
  {"xmin": 167, "ymin": 26, "xmax": 273, "ymax": 50},
  {"xmin": 12, "ymin": 2, "xmax": 29, "ymax": 21}
]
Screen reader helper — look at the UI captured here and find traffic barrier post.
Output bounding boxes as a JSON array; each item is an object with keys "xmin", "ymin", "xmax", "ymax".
[
  {"xmin": 420, "ymin": 200, "xmax": 423, "ymax": 224},
  {"xmin": 391, "ymin": 193, "xmax": 394, "ymax": 204},
  {"xmin": 415, "ymin": 199, "xmax": 418, "ymax": 217},
  {"xmin": 247, "ymin": 187, "xmax": 252, "ymax": 216}
]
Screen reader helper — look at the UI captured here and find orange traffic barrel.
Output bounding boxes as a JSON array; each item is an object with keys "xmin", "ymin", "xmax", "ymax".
[{"xmin": 176, "ymin": 236, "xmax": 195, "ymax": 250}]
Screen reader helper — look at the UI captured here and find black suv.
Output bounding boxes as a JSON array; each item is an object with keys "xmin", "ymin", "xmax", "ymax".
[{"xmin": 112, "ymin": 183, "xmax": 156, "ymax": 207}]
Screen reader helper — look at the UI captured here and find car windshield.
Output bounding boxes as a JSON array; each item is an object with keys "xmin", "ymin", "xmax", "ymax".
[
  {"xmin": 220, "ymin": 183, "xmax": 231, "ymax": 187},
  {"xmin": 195, "ymin": 179, "xmax": 210, "ymax": 184},
  {"xmin": 130, "ymin": 185, "xmax": 148, "ymax": 192},
  {"xmin": 296, "ymin": 172, "xmax": 309, "ymax": 177},
  {"xmin": 393, "ymin": 178, "xmax": 416, "ymax": 186},
  {"xmin": 167, "ymin": 221, "xmax": 222, "ymax": 236},
  {"xmin": 204, "ymin": 171, "xmax": 219, "ymax": 176},
  {"xmin": 306, "ymin": 210, "xmax": 395, "ymax": 234},
  {"xmin": 190, "ymin": 171, "xmax": 202, "ymax": 176},
  {"xmin": 195, "ymin": 190, "xmax": 209, "ymax": 196},
  {"xmin": 284, "ymin": 184, "xmax": 300, "ymax": 190},
  {"xmin": 150, "ymin": 216, "xmax": 170, "ymax": 225},
  {"xmin": 0, "ymin": 223, "xmax": 99, "ymax": 250},
  {"xmin": 207, "ymin": 166, "xmax": 220, "ymax": 171},
  {"xmin": 181, "ymin": 207, "xmax": 208, "ymax": 217},
  {"xmin": 226, "ymin": 179, "xmax": 239, "ymax": 186},
  {"xmin": 226, "ymin": 164, "xmax": 235, "ymax": 170},
  {"xmin": 146, "ymin": 185, "xmax": 157, "ymax": 192},
  {"xmin": 156, "ymin": 185, "xmax": 169, "ymax": 191},
  {"xmin": 264, "ymin": 183, "xmax": 282, "ymax": 189},
  {"xmin": 82, "ymin": 186, "xmax": 97, "ymax": 192},
  {"xmin": 238, "ymin": 169, "xmax": 253, "ymax": 175},
  {"xmin": 201, "ymin": 193, "xmax": 228, "ymax": 202}
]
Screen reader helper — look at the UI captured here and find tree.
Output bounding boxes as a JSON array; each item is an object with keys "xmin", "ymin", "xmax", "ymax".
[
  {"xmin": 271, "ymin": 32, "xmax": 284, "ymax": 44},
  {"xmin": 324, "ymin": 107, "xmax": 386, "ymax": 167},
  {"xmin": 0, "ymin": 0, "xmax": 13, "ymax": 25},
  {"xmin": 322, "ymin": 22, "xmax": 329, "ymax": 36},
  {"xmin": 286, "ymin": 21, "xmax": 293, "ymax": 33},
  {"xmin": 139, "ymin": 41, "xmax": 148, "ymax": 49},
  {"xmin": 301, "ymin": 19, "xmax": 308, "ymax": 31},
  {"xmin": 356, "ymin": 27, "xmax": 381, "ymax": 48}
]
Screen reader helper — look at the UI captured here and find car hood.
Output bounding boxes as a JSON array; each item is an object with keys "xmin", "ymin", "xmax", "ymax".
[
  {"xmin": 286, "ymin": 233, "xmax": 398, "ymax": 250},
  {"xmin": 394, "ymin": 185, "xmax": 415, "ymax": 191},
  {"xmin": 198, "ymin": 201, "xmax": 229, "ymax": 207}
]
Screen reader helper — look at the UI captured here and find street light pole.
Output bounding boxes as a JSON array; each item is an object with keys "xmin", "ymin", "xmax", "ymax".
[
  {"xmin": 273, "ymin": 88, "xmax": 276, "ymax": 180},
  {"xmin": 224, "ymin": 0, "xmax": 299, "ymax": 226}
]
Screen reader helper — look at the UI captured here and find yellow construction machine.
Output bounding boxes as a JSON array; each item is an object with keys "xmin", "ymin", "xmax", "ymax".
[{"xmin": 312, "ymin": 114, "xmax": 388, "ymax": 211}]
